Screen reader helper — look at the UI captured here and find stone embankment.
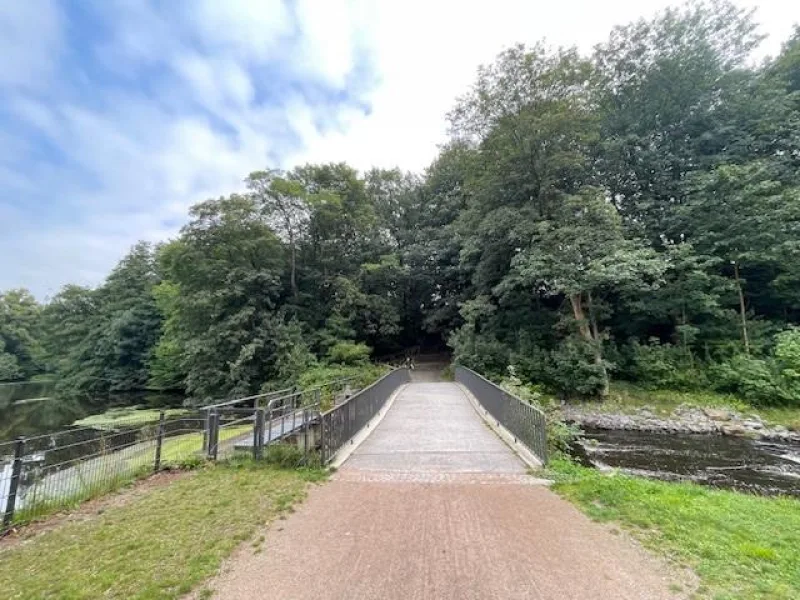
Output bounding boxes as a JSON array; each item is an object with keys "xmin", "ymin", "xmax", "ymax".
[{"xmin": 562, "ymin": 404, "xmax": 800, "ymax": 443}]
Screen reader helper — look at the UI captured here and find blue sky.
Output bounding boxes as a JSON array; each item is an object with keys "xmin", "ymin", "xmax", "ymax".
[{"xmin": 1, "ymin": 0, "xmax": 797, "ymax": 298}]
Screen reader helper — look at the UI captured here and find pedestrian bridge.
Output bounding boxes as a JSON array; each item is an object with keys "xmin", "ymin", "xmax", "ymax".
[{"xmin": 209, "ymin": 363, "xmax": 685, "ymax": 600}]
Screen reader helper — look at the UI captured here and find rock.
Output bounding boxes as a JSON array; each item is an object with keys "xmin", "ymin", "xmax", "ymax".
[
  {"xmin": 720, "ymin": 423, "xmax": 747, "ymax": 436},
  {"xmin": 703, "ymin": 408, "xmax": 732, "ymax": 421},
  {"xmin": 742, "ymin": 420, "xmax": 764, "ymax": 430}
]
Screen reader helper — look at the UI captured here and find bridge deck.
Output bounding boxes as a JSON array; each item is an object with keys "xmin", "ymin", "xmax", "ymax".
[
  {"xmin": 208, "ymin": 381, "xmax": 689, "ymax": 600},
  {"xmin": 342, "ymin": 381, "xmax": 526, "ymax": 478}
]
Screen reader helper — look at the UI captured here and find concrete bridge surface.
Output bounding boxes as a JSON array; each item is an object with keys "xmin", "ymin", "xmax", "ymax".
[{"xmin": 206, "ymin": 380, "xmax": 688, "ymax": 600}]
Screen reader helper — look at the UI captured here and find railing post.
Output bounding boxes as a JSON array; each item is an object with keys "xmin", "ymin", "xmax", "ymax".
[
  {"xmin": 3, "ymin": 437, "xmax": 25, "ymax": 529},
  {"xmin": 154, "ymin": 411, "xmax": 166, "ymax": 472},
  {"xmin": 207, "ymin": 411, "xmax": 219, "ymax": 461},
  {"xmin": 202, "ymin": 408, "xmax": 210, "ymax": 452},
  {"xmin": 302, "ymin": 406, "xmax": 309, "ymax": 461},
  {"xmin": 320, "ymin": 412, "xmax": 326, "ymax": 464},
  {"xmin": 254, "ymin": 409, "xmax": 265, "ymax": 460}
]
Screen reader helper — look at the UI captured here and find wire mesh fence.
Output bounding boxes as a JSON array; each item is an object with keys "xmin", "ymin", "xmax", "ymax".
[
  {"xmin": 0, "ymin": 375, "xmax": 364, "ymax": 535},
  {"xmin": 0, "ymin": 411, "xmax": 210, "ymax": 532}
]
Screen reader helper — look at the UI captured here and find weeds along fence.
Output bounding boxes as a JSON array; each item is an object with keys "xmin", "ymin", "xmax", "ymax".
[
  {"xmin": 455, "ymin": 366, "xmax": 548, "ymax": 465},
  {"xmin": 0, "ymin": 377, "xmax": 358, "ymax": 535}
]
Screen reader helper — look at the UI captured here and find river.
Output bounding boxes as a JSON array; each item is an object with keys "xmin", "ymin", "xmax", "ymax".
[{"xmin": 577, "ymin": 427, "xmax": 800, "ymax": 496}]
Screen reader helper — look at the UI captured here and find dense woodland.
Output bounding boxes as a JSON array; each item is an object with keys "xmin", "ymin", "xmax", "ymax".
[{"xmin": 2, "ymin": 2, "xmax": 800, "ymax": 410}]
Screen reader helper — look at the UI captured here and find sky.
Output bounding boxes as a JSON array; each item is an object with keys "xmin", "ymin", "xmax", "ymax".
[{"xmin": 1, "ymin": 1, "xmax": 798, "ymax": 299}]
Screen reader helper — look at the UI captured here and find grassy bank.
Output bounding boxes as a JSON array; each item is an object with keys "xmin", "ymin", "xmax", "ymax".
[
  {"xmin": 73, "ymin": 406, "xmax": 189, "ymax": 429},
  {"xmin": 549, "ymin": 460, "xmax": 800, "ymax": 599},
  {"xmin": 601, "ymin": 383, "xmax": 800, "ymax": 431},
  {"xmin": 0, "ymin": 460, "xmax": 324, "ymax": 599}
]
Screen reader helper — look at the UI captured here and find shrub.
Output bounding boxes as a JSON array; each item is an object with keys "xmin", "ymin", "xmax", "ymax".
[
  {"xmin": 711, "ymin": 355, "xmax": 786, "ymax": 406},
  {"xmin": 326, "ymin": 342, "xmax": 371, "ymax": 365},
  {"xmin": 264, "ymin": 444, "xmax": 305, "ymax": 468},
  {"xmin": 545, "ymin": 337, "xmax": 608, "ymax": 397},
  {"xmin": 449, "ymin": 327, "xmax": 510, "ymax": 380},
  {"xmin": 624, "ymin": 340, "xmax": 709, "ymax": 391}
]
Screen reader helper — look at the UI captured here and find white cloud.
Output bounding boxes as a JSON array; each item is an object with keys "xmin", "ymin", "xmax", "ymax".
[
  {"xmin": 0, "ymin": 0, "xmax": 63, "ymax": 90},
  {"xmin": 1, "ymin": 0, "xmax": 799, "ymax": 298}
]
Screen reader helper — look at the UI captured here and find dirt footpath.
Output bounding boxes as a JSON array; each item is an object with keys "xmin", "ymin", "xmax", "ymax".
[{"xmin": 205, "ymin": 383, "xmax": 691, "ymax": 599}]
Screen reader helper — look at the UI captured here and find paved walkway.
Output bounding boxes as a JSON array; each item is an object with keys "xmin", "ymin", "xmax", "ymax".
[{"xmin": 207, "ymin": 382, "xmax": 688, "ymax": 600}]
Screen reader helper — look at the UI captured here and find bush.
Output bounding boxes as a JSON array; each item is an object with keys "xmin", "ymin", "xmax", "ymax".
[
  {"xmin": 545, "ymin": 337, "xmax": 608, "ymax": 397},
  {"xmin": 326, "ymin": 342, "xmax": 371, "ymax": 365},
  {"xmin": 624, "ymin": 340, "xmax": 709, "ymax": 391},
  {"xmin": 449, "ymin": 327, "xmax": 510, "ymax": 380},
  {"xmin": 263, "ymin": 444, "xmax": 305, "ymax": 468},
  {"xmin": 712, "ymin": 355, "xmax": 788, "ymax": 406}
]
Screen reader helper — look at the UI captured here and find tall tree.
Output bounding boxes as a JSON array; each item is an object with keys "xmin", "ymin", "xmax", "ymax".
[{"xmin": 246, "ymin": 170, "xmax": 310, "ymax": 298}]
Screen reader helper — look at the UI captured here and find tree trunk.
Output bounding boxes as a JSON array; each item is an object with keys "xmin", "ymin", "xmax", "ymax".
[
  {"xmin": 571, "ymin": 292, "xmax": 609, "ymax": 398},
  {"xmin": 289, "ymin": 232, "xmax": 298, "ymax": 299},
  {"xmin": 733, "ymin": 260, "xmax": 750, "ymax": 355}
]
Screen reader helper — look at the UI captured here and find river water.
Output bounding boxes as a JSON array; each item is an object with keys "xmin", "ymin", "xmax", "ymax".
[{"xmin": 577, "ymin": 427, "xmax": 800, "ymax": 496}]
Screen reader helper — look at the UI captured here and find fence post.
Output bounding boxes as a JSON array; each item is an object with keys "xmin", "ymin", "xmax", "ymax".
[
  {"xmin": 3, "ymin": 437, "xmax": 25, "ymax": 529},
  {"xmin": 254, "ymin": 409, "xmax": 265, "ymax": 460},
  {"xmin": 154, "ymin": 411, "xmax": 166, "ymax": 473},
  {"xmin": 320, "ymin": 412, "xmax": 326, "ymax": 464},
  {"xmin": 207, "ymin": 411, "xmax": 219, "ymax": 461},
  {"xmin": 202, "ymin": 408, "xmax": 210, "ymax": 452}
]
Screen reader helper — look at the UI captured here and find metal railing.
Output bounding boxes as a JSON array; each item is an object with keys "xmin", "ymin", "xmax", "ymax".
[
  {"xmin": 1, "ymin": 411, "xmax": 206, "ymax": 533},
  {"xmin": 0, "ymin": 376, "xmax": 361, "ymax": 535},
  {"xmin": 320, "ymin": 368, "xmax": 410, "ymax": 463},
  {"xmin": 455, "ymin": 366, "xmax": 548, "ymax": 465}
]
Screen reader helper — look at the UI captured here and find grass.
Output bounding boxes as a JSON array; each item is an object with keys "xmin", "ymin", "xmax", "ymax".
[
  {"xmin": 73, "ymin": 407, "xmax": 189, "ymax": 429},
  {"xmin": 0, "ymin": 460, "xmax": 326, "ymax": 599},
  {"xmin": 10, "ymin": 425, "xmax": 253, "ymax": 529},
  {"xmin": 602, "ymin": 382, "xmax": 800, "ymax": 430},
  {"xmin": 548, "ymin": 458, "xmax": 800, "ymax": 599}
]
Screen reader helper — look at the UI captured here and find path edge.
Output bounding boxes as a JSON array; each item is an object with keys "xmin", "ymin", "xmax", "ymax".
[
  {"xmin": 455, "ymin": 382, "xmax": 548, "ymax": 475},
  {"xmin": 328, "ymin": 383, "xmax": 409, "ymax": 469}
]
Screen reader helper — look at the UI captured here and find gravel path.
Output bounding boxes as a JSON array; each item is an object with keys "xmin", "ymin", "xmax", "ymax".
[{"xmin": 206, "ymin": 383, "xmax": 690, "ymax": 600}]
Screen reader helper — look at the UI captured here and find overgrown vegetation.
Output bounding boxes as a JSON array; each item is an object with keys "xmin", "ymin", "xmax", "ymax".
[
  {"xmin": 0, "ymin": 460, "xmax": 324, "ymax": 600},
  {"xmin": 550, "ymin": 459, "xmax": 800, "ymax": 599},
  {"xmin": 2, "ymin": 2, "xmax": 800, "ymax": 414}
]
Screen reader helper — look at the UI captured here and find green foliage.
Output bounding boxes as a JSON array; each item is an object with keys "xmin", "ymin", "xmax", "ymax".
[
  {"xmin": 326, "ymin": 341, "xmax": 371, "ymax": 365},
  {"xmin": 297, "ymin": 362, "xmax": 389, "ymax": 395},
  {"xmin": 623, "ymin": 340, "xmax": 709, "ymax": 391},
  {"xmin": 263, "ymin": 443, "xmax": 305, "ymax": 468},
  {"xmin": 545, "ymin": 338, "xmax": 610, "ymax": 397}
]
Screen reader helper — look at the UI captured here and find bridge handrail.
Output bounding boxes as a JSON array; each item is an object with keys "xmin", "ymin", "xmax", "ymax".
[
  {"xmin": 455, "ymin": 366, "xmax": 548, "ymax": 465},
  {"xmin": 319, "ymin": 368, "xmax": 411, "ymax": 464}
]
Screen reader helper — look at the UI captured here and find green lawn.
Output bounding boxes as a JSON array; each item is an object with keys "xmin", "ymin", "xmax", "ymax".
[
  {"xmin": 73, "ymin": 407, "xmax": 189, "ymax": 429},
  {"xmin": 0, "ymin": 461, "xmax": 325, "ymax": 600},
  {"xmin": 604, "ymin": 383, "xmax": 800, "ymax": 431},
  {"xmin": 549, "ymin": 459, "xmax": 800, "ymax": 599}
]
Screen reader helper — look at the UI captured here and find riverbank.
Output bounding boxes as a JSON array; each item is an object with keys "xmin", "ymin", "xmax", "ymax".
[
  {"xmin": 548, "ymin": 459, "xmax": 800, "ymax": 599},
  {"xmin": 562, "ymin": 383, "xmax": 800, "ymax": 442}
]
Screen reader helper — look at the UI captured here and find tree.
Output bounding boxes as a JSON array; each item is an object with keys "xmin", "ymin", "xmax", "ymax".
[
  {"xmin": 246, "ymin": 170, "xmax": 310, "ymax": 298},
  {"xmin": 509, "ymin": 190, "xmax": 665, "ymax": 395},
  {"xmin": 0, "ymin": 288, "xmax": 45, "ymax": 380},
  {"xmin": 160, "ymin": 195, "xmax": 293, "ymax": 401}
]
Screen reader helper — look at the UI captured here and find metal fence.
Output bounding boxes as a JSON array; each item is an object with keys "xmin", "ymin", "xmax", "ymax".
[
  {"xmin": 320, "ymin": 368, "xmax": 410, "ymax": 463},
  {"xmin": 455, "ymin": 366, "xmax": 548, "ymax": 465},
  {"xmin": 0, "ymin": 411, "xmax": 206, "ymax": 533},
  {"xmin": 0, "ymin": 376, "xmax": 360, "ymax": 535}
]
